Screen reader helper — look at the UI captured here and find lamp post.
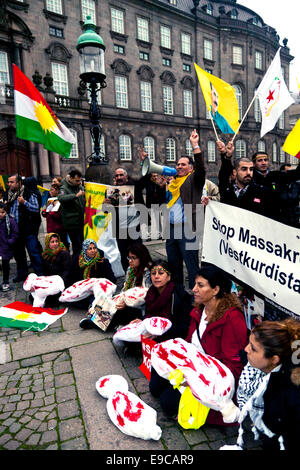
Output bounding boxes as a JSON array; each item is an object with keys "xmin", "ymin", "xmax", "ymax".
[{"xmin": 76, "ymin": 15, "xmax": 113, "ymax": 184}]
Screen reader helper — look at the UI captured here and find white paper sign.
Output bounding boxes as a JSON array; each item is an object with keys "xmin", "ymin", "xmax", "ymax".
[{"xmin": 202, "ymin": 201, "xmax": 300, "ymax": 315}]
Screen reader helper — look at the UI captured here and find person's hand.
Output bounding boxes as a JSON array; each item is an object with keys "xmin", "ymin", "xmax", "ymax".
[
  {"xmin": 216, "ymin": 140, "xmax": 226, "ymax": 154},
  {"xmin": 76, "ymin": 190, "xmax": 85, "ymax": 198},
  {"xmin": 130, "ymin": 319, "xmax": 142, "ymax": 325},
  {"xmin": 138, "ymin": 147, "xmax": 148, "ymax": 161},
  {"xmin": 116, "ymin": 299, "xmax": 126, "ymax": 310},
  {"xmin": 201, "ymin": 196, "xmax": 210, "ymax": 206},
  {"xmin": 189, "ymin": 129, "xmax": 199, "ymax": 149},
  {"xmin": 143, "ymin": 332, "xmax": 156, "ymax": 340},
  {"xmin": 17, "ymin": 196, "xmax": 26, "ymax": 205},
  {"xmin": 225, "ymin": 140, "xmax": 234, "ymax": 158}
]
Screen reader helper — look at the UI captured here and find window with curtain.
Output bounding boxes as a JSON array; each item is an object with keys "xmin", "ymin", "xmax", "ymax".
[
  {"xmin": 137, "ymin": 17, "xmax": 149, "ymax": 42},
  {"xmin": 46, "ymin": 0, "xmax": 63, "ymax": 14},
  {"xmin": 115, "ymin": 76, "xmax": 128, "ymax": 108},
  {"xmin": 0, "ymin": 51, "xmax": 9, "ymax": 84},
  {"xmin": 207, "ymin": 140, "xmax": 216, "ymax": 162},
  {"xmin": 119, "ymin": 135, "xmax": 132, "ymax": 160},
  {"xmin": 111, "ymin": 8, "xmax": 124, "ymax": 34},
  {"xmin": 233, "ymin": 46, "xmax": 243, "ymax": 65},
  {"xmin": 81, "ymin": 0, "xmax": 96, "ymax": 24},
  {"xmin": 144, "ymin": 136, "xmax": 155, "ymax": 160},
  {"xmin": 183, "ymin": 90, "xmax": 193, "ymax": 117},
  {"xmin": 51, "ymin": 62, "xmax": 69, "ymax": 96},
  {"xmin": 166, "ymin": 138, "xmax": 176, "ymax": 161},
  {"xmin": 140, "ymin": 81, "xmax": 152, "ymax": 112},
  {"xmin": 163, "ymin": 85, "xmax": 173, "ymax": 115}
]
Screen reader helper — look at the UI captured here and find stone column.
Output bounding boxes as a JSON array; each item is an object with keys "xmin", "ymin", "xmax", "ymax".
[
  {"xmin": 38, "ymin": 145, "xmax": 51, "ymax": 183},
  {"xmin": 50, "ymin": 152, "xmax": 61, "ymax": 176},
  {"xmin": 29, "ymin": 141, "xmax": 38, "ymax": 179}
]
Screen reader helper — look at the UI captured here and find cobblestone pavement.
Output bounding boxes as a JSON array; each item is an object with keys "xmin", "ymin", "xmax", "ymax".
[{"xmin": 0, "ymin": 242, "xmax": 262, "ymax": 451}]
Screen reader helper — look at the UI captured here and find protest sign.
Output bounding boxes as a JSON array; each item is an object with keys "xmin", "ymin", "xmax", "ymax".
[
  {"xmin": 202, "ymin": 201, "xmax": 300, "ymax": 315},
  {"xmin": 139, "ymin": 335, "xmax": 157, "ymax": 380}
]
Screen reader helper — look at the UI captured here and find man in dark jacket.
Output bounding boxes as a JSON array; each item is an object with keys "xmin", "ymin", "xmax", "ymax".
[
  {"xmin": 5, "ymin": 174, "xmax": 43, "ymax": 281},
  {"xmin": 58, "ymin": 169, "xmax": 85, "ymax": 261}
]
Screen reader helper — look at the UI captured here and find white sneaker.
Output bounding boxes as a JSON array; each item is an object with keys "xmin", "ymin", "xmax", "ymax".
[{"xmin": 1, "ymin": 283, "xmax": 10, "ymax": 292}]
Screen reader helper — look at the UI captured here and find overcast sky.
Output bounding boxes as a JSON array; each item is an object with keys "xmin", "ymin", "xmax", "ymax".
[{"xmin": 238, "ymin": 0, "xmax": 299, "ymax": 92}]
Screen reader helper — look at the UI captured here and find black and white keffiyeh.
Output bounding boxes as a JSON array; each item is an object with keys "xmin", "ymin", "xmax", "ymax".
[{"xmin": 237, "ymin": 362, "xmax": 266, "ymax": 409}]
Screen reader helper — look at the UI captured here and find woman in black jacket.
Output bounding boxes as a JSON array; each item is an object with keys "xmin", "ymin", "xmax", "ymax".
[{"xmin": 42, "ymin": 232, "xmax": 72, "ymax": 287}]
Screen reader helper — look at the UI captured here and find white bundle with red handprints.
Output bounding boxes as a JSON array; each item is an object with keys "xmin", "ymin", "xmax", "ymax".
[
  {"xmin": 58, "ymin": 278, "xmax": 97, "ymax": 302},
  {"xmin": 106, "ymin": 390, "xmax": 162, "ymax": 440},
  {"xmin": 113, "ymin": 321, "xmax": 147, "ymax": 346},
  {"xmin": 143, "ymin": 317, "xmax": 172, "ymax": 336},
  {"xmin": 23, "ymin": 273, "xmax": 65, "ymax": 307},
  {"xmin": 151, "ymin": 338, "xmax": 239, "ymax": 423},
  {"xmin": 122, "ymin": 287, "xmax": 148, "ymax": 308},
  {"xmin": 92, "ymin": 278, "xmax": 117, "ymax": 299},
  {"xmin": 95, "ymin": 375, "xmax": 128, "ymax": 399}
]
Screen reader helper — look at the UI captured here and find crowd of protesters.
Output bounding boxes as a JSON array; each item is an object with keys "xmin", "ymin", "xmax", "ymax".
[{"xmin": 0, "ymin": 129, "xmax": 299, "ymax": 450}]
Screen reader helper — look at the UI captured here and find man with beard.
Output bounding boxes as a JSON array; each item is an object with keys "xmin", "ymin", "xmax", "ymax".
[{"xmin": 217, "ymin": 141, "xmax": 276, "ymax": 220}]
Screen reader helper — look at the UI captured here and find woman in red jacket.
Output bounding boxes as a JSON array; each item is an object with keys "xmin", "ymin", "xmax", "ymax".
[{"xmin": 149, "ymin": 264, "xmax": 248, "ymax": 426}]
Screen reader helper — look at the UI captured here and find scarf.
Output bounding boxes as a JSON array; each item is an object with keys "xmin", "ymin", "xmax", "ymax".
[
  {"xmin": 78, "ymin": 238, "xmax": 104, "ymax": 279},
  {"xmin": 42, "ymin": 232, "xmax": 67, "ymax": 261},
  {"xmin": 167, "ymin": 173, "xmax": 191, "ymax": 208},
  {"xmin": 145, "ymin": 281, "xmax": 175, "ymax": 319},
  {"xmin": 123, "ymin": 267, "xmax": 136, "ymax": 291},
  {"xmin": 7, "ymin": 185, "xmax": 25, "ymax": 204}
]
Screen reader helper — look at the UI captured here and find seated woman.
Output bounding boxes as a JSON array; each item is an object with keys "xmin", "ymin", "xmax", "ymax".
[
  {"xmin": 149, "ymin": 264, "xmax": 248, "ymax": 426},
  {"xmin": 78, "ymin": 239, "xmax": 116, "ymax": 283},
  {"xmin": 113, "ymin": 260, "xmax": 192, "ymax": 347},
  {"xmin": 234, "ymin": 319, "xmax": 300, "ymax": 451},
  {"xmin": 80, "ymin": 243, "xmax": 152, "ymax": 330}
]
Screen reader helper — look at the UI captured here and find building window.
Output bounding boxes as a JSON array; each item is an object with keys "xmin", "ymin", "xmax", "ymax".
[
  {"xmin": 119, "ymin": 135, "xmax": 132, "ymax": 161},
  {"xmin": 81, "ymin": 0, "xmax": 96, "ymax": 24},
  {"xmin": 49, "ymin": 26, "xmax": 63, "ymax": 38},
  {"xmin": 144, "ymin": 136, "xmax": 155, "ymax": 160},
  {"xmin": 111, "ymin": 8, "xmax": 124, "ymax": 34},
  {"xmin": 207, "ymin": 141, "xmax": 216, "ymax": 162},
  {"xmin": 280, "ymin": 148, "xmax": 285, "ymax": 163},
  {"xmin": 254, "ymin": 96, "xmax": 261, "ymax": 122},
  {"xmin": 255, "ymin": 51, "xmax": 263, "ymax": 70},
  {"xmin": 169, "ymin": 0, "xmax": 177, "ymax": 5},
  {"xmin": 206, "ymin": 3, "xmax": 213, "ymax": 15},
  {"xmin": 233, "ymin": 46, "xmax": 243, "ymax": 65},
  {"xmin": 92, "ymin": 134, "xmax": 105, "ymax": 156},
  {"xmin": 163, "ymin": 85, "xmax": 173, "ymax": 115},
  {"xmin": 183, "ymin": 90, "xmax": 193, "ymax": 117},
  {"xmin": 0, "ymin": 51, "xmax": 10, "ymax": 84},
  {"xmin": 289, "ymin": 155, "xmax": 298, "ymax": 165},
  {"xmin": 183, "ymin": 63, "xmax": 191, "ymax": 73},
  {"xmin": 204, "ymin": 39, "xmax": 213, "ymax": 61},
  {"xmin": 69, "ymin": 129, "xmax": 78, "ymax": 158},
  {"xmin": 166, "ymin": 138, "xmax": 176, "ymax": 161},
  {"xmin": 233, "ymin": 84, "xmax": 242, "ymax": 118},
  {"xmin": 46, "ymin": 0, "xmax": 63, "ymax": 14},
  {"xmin": 181, "ymin": 33, "xmax": 191, "ymax": 56},
  {"xmin": 162, "ymin": 58, "xmax": 171, "ymax": 67},
  {"xmin": 236, "ymin": 140, "xmax": 246, "ymax": 159},
  {"xmin": 139, "ymin": 51, "xmax": 149, "ymax": 61},
  {"xmin": 115, "ymin": 76, "xmax": 128, "ymax": 108},
  {"xmin": 231, "ymin": 9, "xmax": 238, "ymax": 19},
  {"xmin": 258, "ymin": 140, "xmax": 265, "ymax": 152},
  {"xmin": 137, "ymin": 17, "xmax": 149, "ymax": 42},
  {"xmin": 51, "ymin": 62, "xmax": 68, "ymax": 96},
  {"xmin": 272, "ymin": 142, "xmax": 277, "ymax": 163},
  {"xmin": 160, "ymin": 25, "xmax": 171, "ymax": 49},
  {"xmin": 278, "ymin": 113, "xmax": 284, "ymax": 129},
  {"xmin": 185, "ymin": 139, "xmax": 193, "ymax": 157},
  {"xmin": 114, "ymin": 44, "xmax": 125, "ymax": 54},
  {"xmin": 140, "ymin": 81, "xmax": 152, "ymax": 112}
]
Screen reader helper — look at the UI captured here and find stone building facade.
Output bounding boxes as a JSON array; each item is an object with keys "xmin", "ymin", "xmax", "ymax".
[{"xmin": 0, "ymin": 0, "xmax": 295, "ymax": 184}]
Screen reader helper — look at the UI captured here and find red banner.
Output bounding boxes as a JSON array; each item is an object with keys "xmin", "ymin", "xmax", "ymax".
[{"xmin": 139, "ymin": 335, "xmax": 157, "ymax": 381}]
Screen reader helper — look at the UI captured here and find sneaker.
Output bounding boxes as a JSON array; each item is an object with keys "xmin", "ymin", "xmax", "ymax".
[
  {"xmin": 79, "ymin": 317, "xmax": 98, "ymax": 330},
  {"xmin": 1, "ymin": 283, "xmax": 10, "ymax": 292}
]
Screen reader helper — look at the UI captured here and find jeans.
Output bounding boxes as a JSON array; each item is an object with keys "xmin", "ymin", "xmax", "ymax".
[
  {"xmin": 165, "ymin": 223, "xmax": 200, "ymax": 290},
  {"xmin": 67, "ymin": 227, "xmax": 84, "ymax": 261},
  {"xmin": 14, "ymin": 234, "xmax": 43, "ymax": 279}
]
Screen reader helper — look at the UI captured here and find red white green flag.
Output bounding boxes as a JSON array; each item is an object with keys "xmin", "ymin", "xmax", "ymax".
[
  {"xmin": 13, "ymin": 64, "xmax": 75, "ymax": 158},
  {"xmin": 0, "ymin": 301, "xmax": 67, "ymax": 331}
]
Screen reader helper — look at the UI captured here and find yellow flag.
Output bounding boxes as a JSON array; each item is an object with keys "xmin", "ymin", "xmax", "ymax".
[
  {"xmin": 194, "ymin": 63, "xmax": 239, "ymax": 134},
  {"xmin": 282, "ymin": 118, "xmax": 300, "ymax": 159},
  {"xmin": 84, "ymin": 182, "xmax": 111, "ymax": 241}
]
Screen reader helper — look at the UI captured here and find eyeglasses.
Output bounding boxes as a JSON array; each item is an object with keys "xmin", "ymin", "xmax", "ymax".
[{"xmin": 127, "ymin": 256, "xmax": 138, "ymax": 261}]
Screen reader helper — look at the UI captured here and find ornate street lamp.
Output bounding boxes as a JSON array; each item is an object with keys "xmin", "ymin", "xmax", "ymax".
[{"xmin": 76, "ymin": 15, "xmax": 113, "ymax": 183}]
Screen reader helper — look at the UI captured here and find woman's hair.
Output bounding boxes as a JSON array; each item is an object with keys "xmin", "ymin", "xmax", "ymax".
[
  {"xmin": 128, "ymin": 243, "xmax": 152, "ymax": 287},
  {"xmin": 252, "ymin": 319, "xmax": 300, "ymax": 364},
  {"xmin": 195, "ymin": 264, "xmax": 232, "ymax": 298},
  {"xmin": 151, "ymin": 259, "xmax": 172, "ymax": 275}
]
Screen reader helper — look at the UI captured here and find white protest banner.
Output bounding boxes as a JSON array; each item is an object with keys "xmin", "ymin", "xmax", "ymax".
[{"xmin": 202, "ymin": 201, "xmax": 300, "ymax": 315}]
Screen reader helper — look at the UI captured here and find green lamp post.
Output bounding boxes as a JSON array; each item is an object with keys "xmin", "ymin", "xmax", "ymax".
[{"xmin": 76, "ymin": 15, "xmax": 113, "ymax": 184}]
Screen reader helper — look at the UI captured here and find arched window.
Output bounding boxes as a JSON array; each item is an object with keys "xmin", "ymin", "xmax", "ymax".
[
  {"xmin": 144, "ymin": 136, "xmax": 155, "ymax": 161},
  {"xmin": 0, "ymin": 51, "xmax": 10, "ymax": 84},
  {"xmin": 91, "ymin": 134, "xmax": 105, "ymax": 157},
  {"xmin": 258, "ymin": 140, "xmax": 265, "ymax": 152},
  {"xmin": 272, "ymin": 142, "xmax": 277, "ymax": 163},
  {"xmin": 231, "ymin": 9, "xmax": 238, "ymax": 19},
  {"xmin": 254, "ymin": 96, "xmax": 261, "ymax": 122},
  {"xmin": 69, "ymin": 129, "xmax": 78, "ymax": 158},
  {"xmin": 207, "ymin": 3, "xmax": 213, "ymax": 15},
  {"xmin": 166, "ymin": 138, "xmax": 176, "ymax": 162},
  {"xmin": 233, "ymin": 84, "xmax": 242, "ymax": 118},
  {"xmin": 207, "ymin": 140, "xmax": 216, "ymax": 162},
  {"xmin": 235, "ymin": 140, "xmax": 246, "ymax": 158},
  {"xmin": 119, "ymin": 135, "xmax": 132, "ymax": 161},
  {"xmin": 185, "ymin": 139, "xmax": 193, "ymax": 157},
  {"xmin": 280, "ymin": 148, "xmax": 285, "ymax": 163}
]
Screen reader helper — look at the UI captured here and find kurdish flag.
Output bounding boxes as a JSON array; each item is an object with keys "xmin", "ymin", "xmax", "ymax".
[
  {"xmin": 282, "ymin": 118, "xmax": 300, "ymax": 159},
  {"xmin": 0, "ymin": 301, "xmax": 67, "ymax": 331},
  {"xmin": 194, "ymin": 63, "xmax": 239, "ymax": 134},
  {"xmin": 13, "ymin": 64, "xmax": 75, "ymax": 158}
]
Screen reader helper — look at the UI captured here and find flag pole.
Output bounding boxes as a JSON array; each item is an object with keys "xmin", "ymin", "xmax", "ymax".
[
  {"xmin": 232, "ymin": 94, "xmax": 257, "ymax": 142},
  {"xmin": 209, "ymin": 111, "xmax": 220, "ymax": 141}
]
